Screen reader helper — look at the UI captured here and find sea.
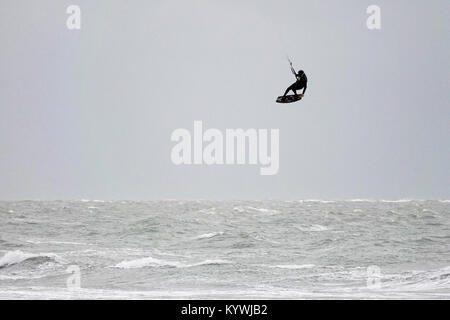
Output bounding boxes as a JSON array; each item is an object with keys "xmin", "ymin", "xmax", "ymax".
[{"xmin": 0, "ymin": 200, "xmax": 449, "ymax": 299}]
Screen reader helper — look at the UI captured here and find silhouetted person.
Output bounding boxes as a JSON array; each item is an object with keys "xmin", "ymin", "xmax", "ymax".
[{"xmin": 283, "ymin": 69, "xmax": 307, "ymax": 97}]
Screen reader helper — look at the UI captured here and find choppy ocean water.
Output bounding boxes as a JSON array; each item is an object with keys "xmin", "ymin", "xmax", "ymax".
[{"xmin": 0, "ymin": 200, "xmax": 449, "ymax": 299}]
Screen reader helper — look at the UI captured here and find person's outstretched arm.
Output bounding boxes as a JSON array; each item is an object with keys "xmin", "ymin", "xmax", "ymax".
[{"xmin": 291, "ymin": 66, "xmax": 297, "ymax": 78}]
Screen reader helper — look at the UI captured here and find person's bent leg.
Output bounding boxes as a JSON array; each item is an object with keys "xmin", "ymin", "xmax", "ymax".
[
  {"xmin": 298, "ymin": 85, "xmax": 305, "ymax": 97},
  {"xmin": 283, "ymin": 85, "xmax": 293, "ymax": 97},
  {"xmin": 293, "ymin": 83, "xmax": 304, "ymax": 97}
]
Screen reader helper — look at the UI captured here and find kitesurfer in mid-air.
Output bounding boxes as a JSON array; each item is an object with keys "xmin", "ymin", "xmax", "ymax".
[{"xmin": 283, "ymin": 69, "xmax": 307, "ymax": 98}]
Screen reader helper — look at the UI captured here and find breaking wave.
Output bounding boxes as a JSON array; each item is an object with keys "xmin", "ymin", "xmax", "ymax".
[
  {"xmin": 379, "ymin": 266, "xmax": 450, "ymax": 292},
  {"xmin": 113, "ymin": 256, "xmax": 232, "ymax": 269},
  {"xmin": 0, "ymin": 250, "xmax": 63, "ymax": 269}
]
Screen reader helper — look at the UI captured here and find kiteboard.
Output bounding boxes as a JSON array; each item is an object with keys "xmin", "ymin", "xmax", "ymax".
[{"xmin": 276, "ymin": 95, "xmax": 302, "ymax": 103}]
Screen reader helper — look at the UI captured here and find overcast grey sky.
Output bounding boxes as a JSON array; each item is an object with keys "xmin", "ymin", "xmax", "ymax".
[{"xmin": 0, "ymin": 0, "xmax": 448, "ymax": 200}]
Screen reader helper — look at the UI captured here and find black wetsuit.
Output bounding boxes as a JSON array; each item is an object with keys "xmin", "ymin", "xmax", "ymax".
[{"xmin": 284, "ymin": 72, "xmax": 307, "ymax": 97}]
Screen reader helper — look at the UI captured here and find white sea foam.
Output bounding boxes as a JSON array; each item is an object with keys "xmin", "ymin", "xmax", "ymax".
[
  {"xmin": 378, "ymin": 266, "xmax": 450, "ymax": 291},
  {"xmin": 79, "ymin": 199, "xmax": 106, "ymax": 203},
  {"xmin": 197, "ymin": 208, "xmax": 217, "ymax": 214},
  {"xmin": 114, "ymin": 256, "xmax": 183, "ymax": 269},
  {"xmin": 295, "ymin": 224, "xmax": 329, "ymax": 232},
  {"xmin": 344, "ymin": 199, "xmax": 426, "ymax": 203},
  {"xmin": 1, "ymin": 285, "xmax": 448, "ymax": 300},
  {"xmin": 233, "ymin": 206, "xmax": 279, "ymax": 214},
  {"xmin": 0, "ymin": 286, "xmax": 315, "ymax": 300},
  {"xmin": 247, "ymin": 206, "xmax": 279, "ymax": 214},
  {"xmin": 0, "ymin": 274, "xmax": 48, "ymax": 281},
  {"xmin": 152, "ymin": 249, "xmax": 191, "ymax": 258},
  {"xmin": 380, "ymin": 199, "xmax": 415, "ymax": 203},
  {"xmin": 113, "ymin": 256, "xmax": 232, "ymax": 269},
  {"xmin": 0, "ymin": 250, "xmax": 63, "ymax": 268},
  {"xmin": 0, "ymin": 251, "xmax": 37, "ymax": 268},
  {"xmin": 26, "ymin": 240, "xmax": 89, "ymax": 246},
  {"xmin": 193, "ymin": 232, "xmax": 224, "ymax": 240},
  {"xmin": 188, "ymin": 259, "xmax": 233, "ymax": 267},
  {"xmin": 269, "ymin": 264, "xmax": 315, "ymax": 270},
  {"xmin": 303, "ymin": 200, "xmax": 336, "ymax": 203}
]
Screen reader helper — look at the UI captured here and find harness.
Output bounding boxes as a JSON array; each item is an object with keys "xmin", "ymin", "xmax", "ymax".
[{"xmin": 296, "ymin": 73, "xmax": 305, "ymax": 81}]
